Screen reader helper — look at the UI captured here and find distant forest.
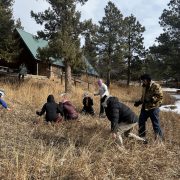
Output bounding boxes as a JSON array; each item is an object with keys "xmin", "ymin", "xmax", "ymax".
[{"xmin": 0, "ymin": 0, "xmax": 179, "ymax": 89}]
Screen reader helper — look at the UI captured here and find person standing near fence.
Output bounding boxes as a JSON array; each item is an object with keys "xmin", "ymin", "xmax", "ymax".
[
  {"xmin": 94, "ymin": 79, "xmax": 109, "ymax": 118},
  {"xmin": 18, "ymin": 63, "xmax": 27, "ymax": 80}
]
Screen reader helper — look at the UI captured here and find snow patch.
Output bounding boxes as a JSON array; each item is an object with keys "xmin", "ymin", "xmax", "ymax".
[{"xmin": 160, "ymin": 102, "xmax": 180, "ymax": 114}]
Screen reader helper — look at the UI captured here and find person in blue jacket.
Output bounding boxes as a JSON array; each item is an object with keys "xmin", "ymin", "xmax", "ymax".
[{"xmin": 0, "ymin": 90, "xmax": 11, "ymax": 111}]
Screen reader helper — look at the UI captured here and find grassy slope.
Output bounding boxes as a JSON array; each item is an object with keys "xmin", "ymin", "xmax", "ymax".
[{"xmin": 0, "ymin": 79, "xmax": 179, "ymax": 180}]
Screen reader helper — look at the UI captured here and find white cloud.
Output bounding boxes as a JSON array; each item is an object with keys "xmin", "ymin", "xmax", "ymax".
[{"xmin": 13, "ymin": 0, "xmax": 170, "ymax": 48}]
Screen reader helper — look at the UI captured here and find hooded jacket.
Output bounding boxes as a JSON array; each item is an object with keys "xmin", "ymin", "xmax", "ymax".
[
  {"xmin": 103, "ymin": 96, "xmax": 138, "ymax": 133},
  {"xmin": 37, "ymin": 95, "xmax": 63, "ymax": 122},
  {"xmin": 61, "ymin": 101, "xmax": 78, "ymax": 120}
]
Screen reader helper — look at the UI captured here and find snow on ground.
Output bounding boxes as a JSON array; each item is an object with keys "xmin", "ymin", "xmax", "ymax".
[
  {"xmin": 160, "ymin": 88, "xmax": 180, "ymax": 114},
  {"xmin": 162, "ymin": 88, "xmax": 180, "ymax": 93},
  {"xmin": 160, "ymin": 101, "xmax": 180, "ymax": 114}
]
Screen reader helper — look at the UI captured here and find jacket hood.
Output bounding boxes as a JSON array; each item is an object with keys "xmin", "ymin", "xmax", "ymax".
[{"xmin": 47, "ymin": 95, "xmax": 55, "ymax": 103}]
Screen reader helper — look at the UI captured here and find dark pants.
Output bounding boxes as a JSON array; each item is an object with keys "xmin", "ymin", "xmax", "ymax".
[
  {"xmin": 138, "ymin": 108, "xmax": 163, "ymax": 138},
  {"xmin": 18, "ymin": 74, "xmax": 24, "ymax": 80},
  {"xmin": 100, "ymin": 98, "xmax": 105, "ymax": 115},
  {"xmin": 82, "ymin": 106, "xmax": 95, "ymax": 115}
]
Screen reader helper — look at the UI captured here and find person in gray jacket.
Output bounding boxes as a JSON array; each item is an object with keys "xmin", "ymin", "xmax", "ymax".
[{"xmin": 18, "ymin": 63, "xmax": 27, "ymax": 80}]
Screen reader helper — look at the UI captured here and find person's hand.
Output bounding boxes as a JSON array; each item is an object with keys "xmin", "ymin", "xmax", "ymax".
[
  {"xmin": 36, "ymin": 111, "xmax": 40, "ymax": 116},
  {"xmin": 134, "ymin": 100, "xmax": 142, "ymax": 107},
  {"xmin": 112, "ymin": 133, "xmax": 117, "ymax": 139},
  {"xmin": 7, "ymin": 108, "xmax": 11, "ymax": 111}
]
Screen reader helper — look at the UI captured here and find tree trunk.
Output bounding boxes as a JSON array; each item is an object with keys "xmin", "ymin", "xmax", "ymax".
[
  {"xmin": 106, "ymin": 49, "xmax": 111, "ymax": 87},
  {"xmin": 65, "ymin": 61, "xmax": 72, "ymax": 92},
  {"xmin": 127, "ymin": 56, "xmax": 131, "ymax": 86},
  {"xmin": 106, "ymin": 70, "xmax": 111, "ymax": 87}
]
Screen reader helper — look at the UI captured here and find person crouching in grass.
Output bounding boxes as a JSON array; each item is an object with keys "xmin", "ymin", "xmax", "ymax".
[
  {"xmin": 59, "ymin": 93, "xmax": 78, "ymax": 121},
  {"xmin": 36, "ymin": 94, "xmax": 63, "ymax": 124},
  {"xmin": 101, "ymin": 95, "xmax": 147, "ymax": 147},
  {"xmin": 81, "ymin": 92, "xmax": 95, "ymax": 115}
]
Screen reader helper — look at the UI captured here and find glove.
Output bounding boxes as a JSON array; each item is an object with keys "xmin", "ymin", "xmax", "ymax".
[{"xmin": 134, "ymin": 100, "xmax": 142, "ymax": 107}]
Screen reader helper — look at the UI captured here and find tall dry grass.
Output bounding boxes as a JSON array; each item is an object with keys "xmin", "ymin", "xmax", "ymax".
[{"xmin": 0, "ymin": 78, "xmax": 179, "ymax": 180}]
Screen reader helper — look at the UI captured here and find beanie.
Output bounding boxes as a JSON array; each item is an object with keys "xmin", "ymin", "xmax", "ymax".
[
  {"xmin": 97, "ymin": 79, "xmax": 102, "ymax": 86},
  {"xmin": 140, "ymin": 74, "xmax": 151, "ymax": 82}
]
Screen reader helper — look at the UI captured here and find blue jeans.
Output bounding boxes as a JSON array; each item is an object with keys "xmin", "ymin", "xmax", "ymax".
[{"xmin": 138, "ymin": 108, "xmax": 163, "ymax": 138}]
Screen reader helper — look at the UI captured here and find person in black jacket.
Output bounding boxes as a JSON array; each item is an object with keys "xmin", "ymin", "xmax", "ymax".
[
  {"xmin": 36, "ymin": 95, "xmax": 63, "ymax": 123},
  {"xmin": 81, "ymin": 92, "xmax": 95, "ymax": 115},
  {"xmin": 101, "ymin": 95, "xmax": 147, "ymax": 146}
]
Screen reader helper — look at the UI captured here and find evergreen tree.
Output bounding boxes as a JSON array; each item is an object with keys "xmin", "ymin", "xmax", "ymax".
[
  {"xmin": 124, "ymin": 14, "xmax": 145, "ymax": 85},
  {"xmin": 82, "ymin": 21, "xmax": 98, "ymax": 70},
  {"xmin": 31, "ymin": 0, "xmax": 88, "ymax": 92},
  {"xmin": 0, "ymin": 0, "xmax": 21, "ymax": 62},
  {"xmin": 150, "ymin": 0, "xmax": 180, "ymax": 79},
  {"xmin": 94, "ymin": 1, "xmax": 124, "ymax": 87}
]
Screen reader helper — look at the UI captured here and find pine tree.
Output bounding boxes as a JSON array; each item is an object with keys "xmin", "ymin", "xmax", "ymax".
[
  {"xmin": 31, "ymin": 0, "xmax": 88, "ymax": 92},
  {"xmin": 124, "ymin": 14, "xmax": 145, "ymax": 85},
  {"xmin": 94, "ymin": 1, "xmax": 124, "ymax": 87},
  {"xmin": 0, "ymin": 0, "xmax": 21, "ymax": 62},
  {"xmin": 80, "ymin": 19, "xmax": 98, "ymax": 73},
  {"xmin": 150, "ymin": 0, "xmax": 180, "ymax": 79}
]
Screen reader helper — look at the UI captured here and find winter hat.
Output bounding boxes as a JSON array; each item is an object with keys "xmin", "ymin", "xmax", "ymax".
[
  {"xmin": 60, "ymin": 93, "xmax": 67, "ymax": 97},
  {"xmin": 140, "ymin": 74, "xmax": 151, "ymax": 82},
  {"xmin": 97, "ymin": 79, "xmax": 103, "ymax": 86},
  {"xmin": 0, "ymin": 90, "xmax": 5, "ymax": 97},
  {"xmin": 83, "ymin": 92, "xmax": 89, "ymax": 97}
]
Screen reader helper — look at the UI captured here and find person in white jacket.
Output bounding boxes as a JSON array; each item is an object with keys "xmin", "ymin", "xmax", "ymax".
[{"xmin": 94, "ymin": 79, "xmax": 109, "ymax": 117}]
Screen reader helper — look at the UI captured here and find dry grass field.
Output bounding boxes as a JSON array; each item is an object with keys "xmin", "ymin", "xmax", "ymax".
[{"xmin": 0, "ymin": 78, "xmax": 179, "ymax": 180}]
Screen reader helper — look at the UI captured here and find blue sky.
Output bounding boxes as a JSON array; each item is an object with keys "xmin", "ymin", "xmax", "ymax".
[{"xmin": 13, "ymin": 0, "xmax": 170, "ymax": 48}]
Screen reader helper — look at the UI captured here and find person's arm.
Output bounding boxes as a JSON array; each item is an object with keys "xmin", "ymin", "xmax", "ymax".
[
  {"xmin": 90, "ymin": 97, "xmax": 93, "ymax": 106},
  {"xmin": 134, "ymin": 88, "xmax": 143, "ymax": 107},
  {"xmin": 151, "ymin": 84, "xmax": 163, "ymax": 103},
  {"xmin": 109, "ymin": 108, "xmax": 120, "ymax": 134},
  {"xmin": 101, "ymin": 84, "xmax": 108, "ymax": 97},
  {"xmin": 83, "ymin": 98, "xmax": 86, "ymax": 106},
  {"xmin": 0, "ymin": 99, "xmax": 9, "ymax": 110},
  {"xmin": 57, "ymin": 103, "xmax": 64, "ymax": 116},
  {"xmin": 94, "ymin": 91, "xmax": 100, "ymax": 96},
  {"xmin": 36, "ymin": 104, "xmax": 46, "ymax": 116}
]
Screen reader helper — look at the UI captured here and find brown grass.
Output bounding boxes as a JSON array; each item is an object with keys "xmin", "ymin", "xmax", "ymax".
[{"xmin": 0, "ymin": 78, "xmax": 179, "ymax": 180}]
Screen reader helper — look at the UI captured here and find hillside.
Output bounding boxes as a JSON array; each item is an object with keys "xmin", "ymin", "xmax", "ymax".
[{"xmin": 0, "ymin": 79, "xmax": 179, "ymax": 180}]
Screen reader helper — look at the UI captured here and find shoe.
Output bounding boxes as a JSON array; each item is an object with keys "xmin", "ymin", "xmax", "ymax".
[
  {"xmin": 143, "ymin": 139, "xmax": 148, "ymax": 144},
  {"xmin": 141, "ymin": 137, "xmax": 148, "ymax": 144}
]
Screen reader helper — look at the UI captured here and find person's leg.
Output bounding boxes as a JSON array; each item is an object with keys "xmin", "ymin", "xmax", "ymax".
[
  {"xmin": 81, "ymin": 107, "xmax": 86, "ymax": 114},
  {"xmin": 89, "ymin": 106, "xmax": 95, "ymax": 115},
  {"xmin": 122, "ymin": 122, "xmax": 148, "ymax": 144},
  {"xmin": 138, "ymin": 109, "xmax": 149, "ymax": 138},
  {"xmin": 18, "ymin": 74, "xmax": 21, "ymax": 80},
  {"xmin": 116, "ymin": 122, "xmax": 135, "ymax": 146},
  {"xmin": 99, "ymin": 98, "xmax": 105, "ymax": 116},
  {"xmin": 149, "ymin": 108, "xmax": 163, "ymax": 139}
]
